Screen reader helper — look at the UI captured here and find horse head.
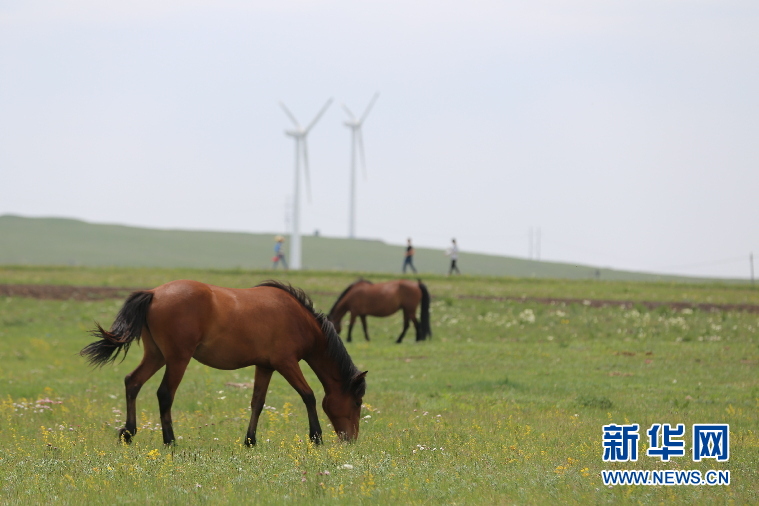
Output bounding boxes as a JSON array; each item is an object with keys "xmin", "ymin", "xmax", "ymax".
[
  {"xmin": 322, "ymin": 370, "xmax": 367, "ymax": 441},
  {"xmin": 328, "ymin": 279, "xmax": 373, "ymax": 335},
  {"xmin": 329, "ymin": 315, "xmax": 342, "ymax": 334}
]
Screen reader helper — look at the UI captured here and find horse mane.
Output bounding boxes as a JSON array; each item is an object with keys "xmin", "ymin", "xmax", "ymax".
[
  {"xmin": 327, "ymin": 278, "xmax": 373, "ymax": 318},
  {"xmin": 257, "ymin": 279, "xmax": 316, "ymax": 314},
  {"xmin": 256, "ymin": 280, "xmax": 365, "ymax": 396}
]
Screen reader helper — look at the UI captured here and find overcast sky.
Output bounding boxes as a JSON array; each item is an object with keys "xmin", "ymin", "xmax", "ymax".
[{"xmin": 1, "ymin": 1, "xmax": 757, "ymax": 278}]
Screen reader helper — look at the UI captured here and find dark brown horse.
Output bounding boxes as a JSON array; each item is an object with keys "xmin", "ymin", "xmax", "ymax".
[
  {"xmin": 80, "ymin": 280, "xmax": 367, "ymax": 446},
  {"xmin": 328, "ymin": 279, "xmax": 431, "ymax": 343}
]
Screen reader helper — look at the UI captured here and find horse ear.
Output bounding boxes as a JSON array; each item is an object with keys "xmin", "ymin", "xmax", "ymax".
[{"xmin": 352, "ymin": 371, "xmax": 368, "ymax": 383}]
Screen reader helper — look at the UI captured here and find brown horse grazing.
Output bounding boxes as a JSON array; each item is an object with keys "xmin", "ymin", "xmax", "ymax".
[
  {"xmin": 80, "ymin": 280, "xmax": 367, "ymax": 446},
  {"xmin": 327, "ymin": 279, "xmax": 431, "ymax": 344}
]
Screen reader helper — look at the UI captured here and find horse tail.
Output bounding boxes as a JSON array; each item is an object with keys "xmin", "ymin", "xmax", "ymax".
[
  {"xmin": 80, "ymin": 291, "xmax": 154, "ymax": 367},
  {"xmin": 418, "ymin": 280, "xmax": 432, "ymax": 340}
]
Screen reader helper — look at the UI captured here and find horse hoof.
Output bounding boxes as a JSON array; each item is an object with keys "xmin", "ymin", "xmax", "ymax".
[
  {"xmin": 244, "ymin": 438, "xmax": 256, "ymax": 447},
  {"xmin": 118, "ymin": 428, "xmax": 133, "ymax": 444}
]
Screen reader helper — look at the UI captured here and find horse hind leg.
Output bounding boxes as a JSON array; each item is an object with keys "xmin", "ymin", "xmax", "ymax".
[
  {"xmin": 360, "ymin": 315, "xmax": 370, "ymax": 341},
  {"xmin": 396, "ymin": 315, "xmax": 410, "ymax": 344},
  {"xmin": 412, "ymin": 316, "xmax": 423, "ymax": 341},
  {"xmin": 156, "ymin": 355, "xmax": 192, "ymax": 445},
  {"xmin": 277, "ymin": 361, "xmax": 322, "ymax": 444},
  {"xmin": 408, "ymin": 306, "xmax": 423, "ymax": 341},
  {"xmin": 245, "ymin": 366, "xmax": 274, "ymax": 447},
  {"xmin": 121, "ymin": 333, "xmax": 165, "ymax": 443}
]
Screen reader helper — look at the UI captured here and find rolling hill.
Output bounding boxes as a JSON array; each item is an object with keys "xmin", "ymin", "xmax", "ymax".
[{"xmin": 0, "ymin": 215, "xmax": 731, "ymax": 282}]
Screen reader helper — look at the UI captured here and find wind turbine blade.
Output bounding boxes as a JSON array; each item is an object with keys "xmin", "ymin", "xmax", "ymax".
[
  {"xmin": 359, "ymin": 92, "xmax": 380, "ymax": 123},
  {"xmin": 341, "ymin": 104, "xmax": 356, "ymax": 121},
  {"xmin": 279, "ymin": 102, "xmax": 301, "ymax": 128},
  {"xmin": 357, "ymin": 128, "xmax": 367, "ymax": 180},
  {"xmin": 302, "ymin": 138, "xmax": 312, "ymax": 203},
  {"xmin": 305, "ymin": 98, "xmax": 333, "ymax": 133}
]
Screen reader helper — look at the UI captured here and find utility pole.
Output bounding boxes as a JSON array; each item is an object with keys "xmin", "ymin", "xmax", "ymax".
[
  {"xmin": 528, "ymin": 227, "xmax": 541, "ymax": 261},
  {"xmin": 528, "ymin": 227, "xmax": 533, "ymax": 260},
  {"xmin": 284, "ymin": 195, "xmax": 292, "ymax": 235}
]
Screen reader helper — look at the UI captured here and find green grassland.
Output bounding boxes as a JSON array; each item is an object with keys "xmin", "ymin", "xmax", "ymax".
[
  {"xmin": 3, "ymin": 264, "xmax": 759, "ymax": 307},
  {"xmin": 0, "ymin": 268, "xmax": 758, "ymax": 504},
  {"xmin": 0, "ymin": 214, "xmax": 741, "ymax": 282}
]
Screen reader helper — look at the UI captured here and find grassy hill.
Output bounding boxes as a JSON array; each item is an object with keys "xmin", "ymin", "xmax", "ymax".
[{"xmin": 0, "ymin": 215, "xmax": 734, "ymax": 282}]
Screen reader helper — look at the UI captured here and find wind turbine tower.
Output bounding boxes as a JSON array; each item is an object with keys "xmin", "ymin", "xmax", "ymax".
[
  {"xmin": 342, "ymin": 93, "xmax": 379, "ymax": 239},
  {"xmin": 279, "ymin": 98, "xmax": 332, "ymax": 270}
]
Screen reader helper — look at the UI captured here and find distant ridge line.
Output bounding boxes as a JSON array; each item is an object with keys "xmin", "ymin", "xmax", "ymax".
[
  {"xmin": 2, "ymin": 284, "xmax": 758, "ymax": 313},
  {"xmin": 1, "ymin": 215, "xmax": 740, "ymax": 281}
]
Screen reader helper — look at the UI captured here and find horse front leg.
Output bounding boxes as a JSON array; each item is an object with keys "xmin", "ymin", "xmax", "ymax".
[
  {"xmin": 277, "ymin": 362, "xmax": 323, "ymax": 444},
  {"xmin": 396, "ymin": 315, "xmax": 410, "ymax": 344},
  {"xmin": 360, "ymin": 315, "xmax": 370, "ymax": 341},
  {"xmin": 121, "ymin": 339, "xmax": 165, "ymax": 443},
  {"xmin": 156, "ymin": 356, "xmax": 191, "ymax": 445},
  {"xmin": 347, "ymin": 313, "xmax": 357, "ymax": 343},
  {"xmin": 245, "ymin": 366, "xmax": 274, "ymax": 446}
]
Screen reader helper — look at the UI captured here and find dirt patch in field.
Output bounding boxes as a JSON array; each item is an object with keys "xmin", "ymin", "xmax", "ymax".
[
  {"xmin": 0, "ymin": 284, "xmax": 135, "ymax": 301},
  {"xmin": 2, "ymin": 283, "xmax": 759, "ymax": 314}
]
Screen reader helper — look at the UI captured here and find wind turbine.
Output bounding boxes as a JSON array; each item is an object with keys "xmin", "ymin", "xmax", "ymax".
[
  {"xmin": 342, "ymin": 93, "xmax": 379, "ymax": 239},
  {"xmin": 280, "ymin": 98, "xmax": 332, "ymax": 270}
]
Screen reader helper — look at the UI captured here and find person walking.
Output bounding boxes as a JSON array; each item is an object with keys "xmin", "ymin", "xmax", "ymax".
[
  {"xmin": 272, "ymin": 236, "xmax": 288, "ymax": 270},
  {"xmin": 402, "ymin": 238, "xmax": 417, "ymax": 274},
  {"xmin": 447, "ymin": 238, "xmax": 461, "ymax": 275}
]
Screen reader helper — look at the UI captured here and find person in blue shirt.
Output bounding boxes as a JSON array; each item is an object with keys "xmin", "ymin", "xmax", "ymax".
[
  {"xmin": 402, "ymin": 238, "xmax": 417, "ymax": 274},
  {"xmin": 273, "ymin": 236, "xmax": 288, "ymax": 270}
]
